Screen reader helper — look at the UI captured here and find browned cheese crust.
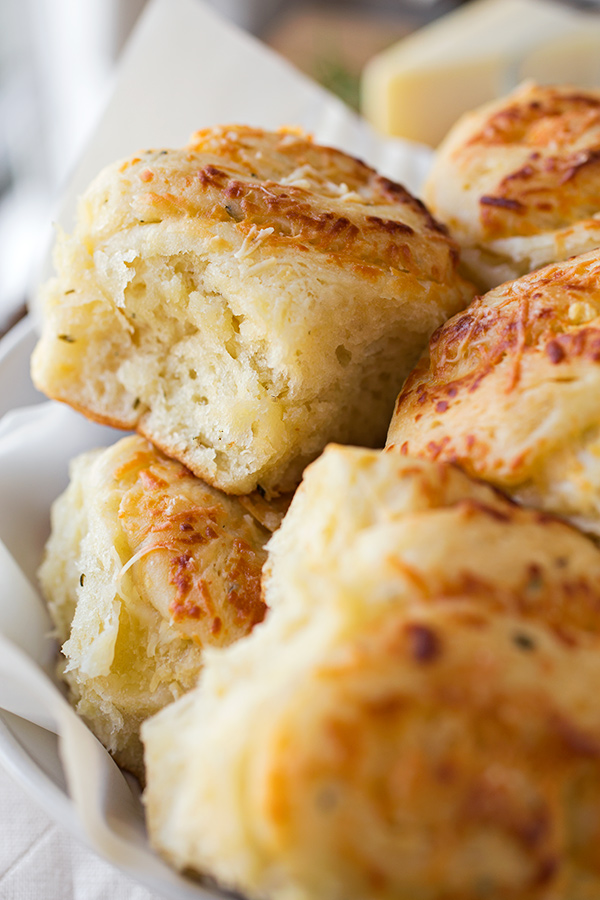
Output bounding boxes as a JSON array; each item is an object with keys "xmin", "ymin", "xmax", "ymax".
[
  {"xmin": 387, "ymin": 249, "xmax": 600, "ymax": 533},
  {"xmin": 425, "ymin": 82, "xmax": 600, "ymax": 289},
  {"xmin": 180, "ymin": 127, "xmax": 455, "ymax": 276},
  {"xmin": 39, "ymin": 434, "xmax": 270, "ymax": 779},
  {"xmin": 113, "ymin": 440, "xmax": 268, "ymax": 643},
  {"xmin": 142, "ymin": 447, "xmax": 600, "ymax": 900},
  {"xmin": 31, "ymin": 125, "xmax": 472, "ymax": 495},
  {"xmin": 262, "ymin": 601, "xmax": 600, "ymax": 900}
]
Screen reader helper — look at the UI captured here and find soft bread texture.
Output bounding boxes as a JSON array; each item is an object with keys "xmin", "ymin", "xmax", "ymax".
[
  {"xmin": 142, "ymin": 446, "xmax": 600, "ymax": 900},
  {"xmin": 387, "ymin": 249, "xmax": 600, "ymax": 535},
  {"xmin": 424, "ymin": 82, "xmax": 600, "ymax": 290},
  {"xmin": 38, "ymin": 435, "xmax": 270, "ymax": 780},
  {"xmin": 31, "ymin": 125, "xmax": 473, "ymax": 495}
]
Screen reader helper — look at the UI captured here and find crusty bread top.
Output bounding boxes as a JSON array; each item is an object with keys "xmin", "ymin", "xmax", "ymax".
[
  {"xmin": 386, "ymin": 249, "xmax": 600, "ymax": 531},
  {"xmin": 32, "ymin": 124, "xmax": 472, "ymax": 495},
  {"xmin": 142, "ymin": 446, "xmax": 600, "ymax": 900},
  {"xmin": 425, "ymin": 82, "xmax": 600, "ymax": 245},
  {"xmin": 107, "ymin": 436, "xmax": 269, "ymax": 644},
  {"xmin": 38, "ymin": 434, "xmax": 272, "ymax": 780},
  {"xmin": 41, "ymin": 434, "xmax": 271, "ymax": 650},
  {"xmin": 265, "ymin": 444, "xmax": 600, "ymax": 630},
  {"xmin": 87, "ymin": 124, "xmax": 459, "ymax": 283}
]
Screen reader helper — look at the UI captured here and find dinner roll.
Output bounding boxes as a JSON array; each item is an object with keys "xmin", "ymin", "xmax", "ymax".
[
  {"xmin": 39, "ymin": 434, "xmax": 270, "ymax": 780},
  {"xmin": 31, "ymin": 125, "xmax": 473, "ymax": 496},
  {"xmin": 424, "ymin": 82, "xmax": 600, "ymax": 290},
  {"xmin": 142, "ymin": 446, "xmax": 600, "ymax": 900},
  {"xmin": 387, "ymin": 249, "xmax": 600, "ymax": 535}
]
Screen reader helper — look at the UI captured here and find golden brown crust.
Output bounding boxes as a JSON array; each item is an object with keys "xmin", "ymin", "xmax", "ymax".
[
  {"xmin": 39, "ymin": 435, "xmax": 272, "ymax": 780},
  {"xmin": 265, "ymin": 446, "xmax": 600, "ymax": 638},
  {"xmin": 142, "ymin": 447, "xmax": 600, "ymax": 899},
  {"xmin": 113, "ymin": 440, "xmax": 268, "ymax": 643},
  {"xmin": 465, "ymin": 87, "xmax": 600, "ymax": 241},
  {"xmin": 31, "ymin": 124, "xmax": 472, "ymax": 495},
  {"xmin": 424, "ymin": 83, "xmax": 600, "ymax": 289},
  {"xmin": 387, "ymin": 250, "xmax": 600, "ymax": 531},
  {"xmin": 117, "ymin": 126, "xmax": 460, "ymax": 284},
  {"xmin": 264, "ymin": 602, "xmax": 600, "ymax": 899}
]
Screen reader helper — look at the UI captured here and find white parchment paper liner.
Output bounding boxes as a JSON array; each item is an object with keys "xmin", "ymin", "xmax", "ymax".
[{"xmin": 0, "ymin": 0, "xmax": 432, "ymax": 895}]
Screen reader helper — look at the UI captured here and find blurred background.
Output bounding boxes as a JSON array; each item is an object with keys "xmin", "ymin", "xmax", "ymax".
[
  {"xmin": 1, "ymin": 0, "xmax": 599, "ymax": 335},
  {"xmin": 0, "ymin": 0, "xmax": 464, "ymax": 335}
]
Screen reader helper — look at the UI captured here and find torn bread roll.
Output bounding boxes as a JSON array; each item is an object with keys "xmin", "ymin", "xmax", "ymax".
[
  {"xmin": 31, "ymin": 125, "xmax": 473, "ymax": 496},
  {"xmin": 38, "ymin": 434, "xmax": 271, "ymax": 780},
  {"xmin": 424, "ymin": 82, "xmax": 600, "ymax": 290},
  {"xmin": 142, "ymin": 447, "xmax": 600, "ymax": 900},
  {"xmin": 387, "ymin": 249, "xmax": 600, "ymax": 536}
]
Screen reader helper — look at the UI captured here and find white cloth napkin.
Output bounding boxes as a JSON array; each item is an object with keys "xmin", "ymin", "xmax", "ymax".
[{"xmin": 0, "ymin": 765, "xmax": 163, "ymax": 900}]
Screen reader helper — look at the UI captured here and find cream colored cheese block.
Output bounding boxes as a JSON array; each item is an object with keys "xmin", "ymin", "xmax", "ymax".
[{"xmin": 361, "ymin": 0, "xmax": 600, "ymax": 147}]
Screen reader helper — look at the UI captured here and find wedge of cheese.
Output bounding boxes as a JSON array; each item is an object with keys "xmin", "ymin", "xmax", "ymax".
[{"xmin": 361, "ymin": 0, "xmax": 600, "ymax": 147}]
